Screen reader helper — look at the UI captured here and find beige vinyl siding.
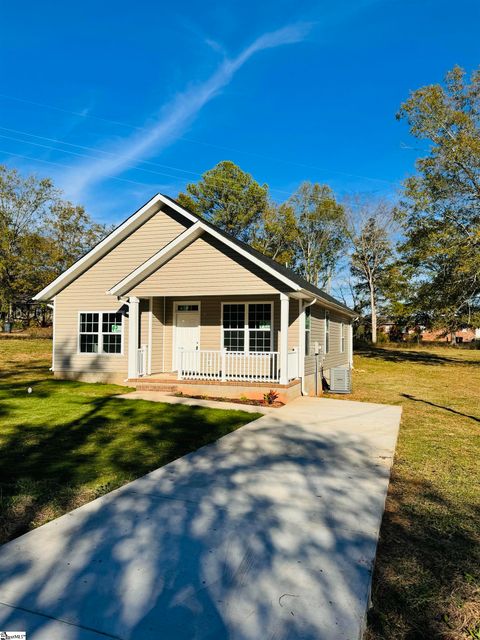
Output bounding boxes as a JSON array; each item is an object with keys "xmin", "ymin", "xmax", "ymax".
[
  {"xmin": 152, "ymin": 295, "xmax": 280, "ymax": 373},
  {"xmin": 54, "ymin": 209, "xmax": 187, "ymax": 374},
  {"xmin": 324, "ymin": 311, "xmax": 350, "ymax": 370},
  {"xmin": 129, "ymin": 236, "xmax": 288, "ymax": 297},
  {"xmin": 288, "ymin": 298, "xmax": 301, "ymax": 351},
  {"xmin": 151, "ymin": 297, "xmax": 165, "ymax": 373},
  {"xmin": 139, "ymin": 298, "xmax": 150, "ymax": 347},
  {"xmin": 304, "ymin": 303, "xmax": 351, "ymax": 376}
]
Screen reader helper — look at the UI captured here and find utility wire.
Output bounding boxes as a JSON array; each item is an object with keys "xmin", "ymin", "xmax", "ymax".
[{"xmin": 0, "ymin": 92, "xmax": 402, "ymax": 187}]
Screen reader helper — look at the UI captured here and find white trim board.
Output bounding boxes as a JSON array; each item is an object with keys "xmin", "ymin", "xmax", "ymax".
[
  {"xmin": 33, "ymin": 194, "xmax": 166, "ymax": 301},
  {"xmin": 34, "ymin": 193, "xmax": 356, "ymax": 319}
]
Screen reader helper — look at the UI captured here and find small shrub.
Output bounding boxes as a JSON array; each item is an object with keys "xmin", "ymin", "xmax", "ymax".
[{"xmin": 263, "ymin": 389, "xmax": 279, "ymax": 405}]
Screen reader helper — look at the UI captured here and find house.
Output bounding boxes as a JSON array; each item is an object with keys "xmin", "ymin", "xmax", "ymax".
[
  {"xmin": 420, "ymin": 327, "xmax": 480, "ymax": 343},
  {"xmin": 34, "ymin": 194, "xmax": 356, "ymax": 402}
]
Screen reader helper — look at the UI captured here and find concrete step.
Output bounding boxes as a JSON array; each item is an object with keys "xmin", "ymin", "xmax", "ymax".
[{"xmin": 132, "ymin": 381, "xmax": 178, "ymax": 393}]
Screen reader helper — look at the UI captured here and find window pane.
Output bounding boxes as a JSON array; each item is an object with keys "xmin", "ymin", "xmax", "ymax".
[
  {"xmin": 177, "ymin": 304, "xmax": 199, "ymax": 312},
  {"xmin": 103, "ymin": 334, "xmax": 122, "ymax": 354},
  {"xmin": 80, "ymin": 312, "xmax": 99, "ymax": 333},
  {"xmin": 249, "ymin": 330, "xmax": 271, "ymax": 352},
  {"xmin": 305, "ymin": 307, "xmax": 311, "ymax": 330},
  {"xmin": 80, "ymin": 334, "xmax": 98, "ymax": 353},
  {"xmin": 223, "ymin": 304, "xmax": 245, "ymax": 329},
  {"xmin": 102, "ymin": 312, "xmax": 122, "ymax": 334},
  {"xmin": 248, "ymin": 304, "xmax": 271, "ymax": 330},
  {"xmin": 224, "ymin": 330, "xmax": 244, "ymax": 351}
]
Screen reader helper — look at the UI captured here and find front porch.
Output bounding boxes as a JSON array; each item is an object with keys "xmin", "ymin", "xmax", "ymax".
[{"xmin": 126, "ymin": 293, "xmax": 303, "ymax": 398}]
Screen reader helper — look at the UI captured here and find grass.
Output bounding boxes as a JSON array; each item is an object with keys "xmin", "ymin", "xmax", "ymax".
[
  {"xmin": 1, "ymin": 339, "xmax": 479, "ymax": 638},
  {"xmin": 341, "ymin": 344, "xmax": 480, "ymax": 640},
  {"xmin": 0, "ymin": 338, "xmax": 260, "ymax": 544}
]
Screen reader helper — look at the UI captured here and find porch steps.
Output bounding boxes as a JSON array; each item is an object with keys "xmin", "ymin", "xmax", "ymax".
[{"xmin": 129, "ymin": 378, "xmax": 179, "ymax": 393}]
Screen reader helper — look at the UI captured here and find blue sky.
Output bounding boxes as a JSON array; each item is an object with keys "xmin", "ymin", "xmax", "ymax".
[{"xmin": 1, "ymin": 0, "xmax": 479, "ymax": 224}]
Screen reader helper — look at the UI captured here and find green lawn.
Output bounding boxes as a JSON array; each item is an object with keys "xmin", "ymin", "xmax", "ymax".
[
  {"xmin": 0, "ymin": 338, "xmax": 260, "ymax": 543},
  {"xmin": 1, "ymin": 339, "xmax": 479, "ymax": 638},
  {"xmin": 344, "ymin": 345, "xmax": 480, "ymax": 640}
]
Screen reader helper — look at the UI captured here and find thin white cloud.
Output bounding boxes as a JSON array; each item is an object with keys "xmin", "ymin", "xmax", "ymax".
[{"xmin": 62, "ymin": 22, "xmax": 312, "ymax": 200}]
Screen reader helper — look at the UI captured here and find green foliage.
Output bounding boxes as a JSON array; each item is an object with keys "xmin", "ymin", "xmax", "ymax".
[
  {"xmin": 251, "ymin": 202, "xmax": 297, "ymax": 266},
  {"xmin": 179, "ymin": 165, "xmax": 345, "ymax": 289},
  {"xmin": 285, "ymin": 182, "xmax": 346, "ymax": 287},
  {"xmin": 397, "ymin": 65, "xmax": 480, "ymax": 333},
  {"xmin": 0, "ymin": 165, "xmax": 110, "ymax": 319},
  {"xmin": 178, "ymin": 160, "xmax": 268, "ymax": 242}
]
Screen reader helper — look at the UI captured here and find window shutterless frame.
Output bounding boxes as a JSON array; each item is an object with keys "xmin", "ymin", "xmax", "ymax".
[
  {"xmin": 325, "ymin": 310, "xmax": 330, "ymax": 354},
  {"xmin": 221, "ymin": 301, "xmax": 274, "ymax": 353},
  {"xmin": 77, "ymin": 311, "xmax": 124, "ymax": 356},
  {"xmin": 305, "ymin": 306, "xmax": 311, "ymax": 356}
]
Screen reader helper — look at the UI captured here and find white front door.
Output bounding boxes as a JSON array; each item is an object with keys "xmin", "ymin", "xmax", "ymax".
[{"xmin": 174, "ymin": 305, "xmax": 200, "ymax": 370}]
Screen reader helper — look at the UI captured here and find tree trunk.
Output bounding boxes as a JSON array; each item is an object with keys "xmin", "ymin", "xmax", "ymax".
[{"xmin": 370, "ymin": 285, "xmax": 377, "ymax": 344}]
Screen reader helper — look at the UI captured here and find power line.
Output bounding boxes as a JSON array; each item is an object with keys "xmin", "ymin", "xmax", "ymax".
[
  {"xmin": 0, "ymin": 125, "xmax": 201, "ymax": 177},
  {"xmin": 0, "ymin": 130, "xmax": 295, "ymax": 197},
  {"xmin": 0, "ymin": 149, "xmax": 157, "ymax": 188},
  {"xmin": 0, "ymin": 92, "xmax": 402, "ymax": 188}
]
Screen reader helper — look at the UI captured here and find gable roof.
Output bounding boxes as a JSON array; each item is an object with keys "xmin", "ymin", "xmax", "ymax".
[
  {"xmin": 160, "ymin": 195, "xmax": 356, "ymax": 316},
  {"xmin": 34, "ymin": 193, "xmax": 355, "ymax": 317}
]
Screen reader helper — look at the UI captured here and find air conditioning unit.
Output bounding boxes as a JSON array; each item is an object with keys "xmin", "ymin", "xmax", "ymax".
[{"xmin": 329, "ymin": 367, "xmax": 352, "ymax": 394}]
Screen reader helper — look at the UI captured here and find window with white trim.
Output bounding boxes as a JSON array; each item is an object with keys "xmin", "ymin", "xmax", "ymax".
[
  {"xmin": 340, "ymin": 321, "xmax": 345, "ymax": 353},
  {"xmin": 305, "ymin": 306, "xmax": 311, "ymax": 356},
  {"xmin": 325, "ymin": 311, "xmax": 330, "ymax": 354},
  {"xmin": 222, "ymin": 303, "xmax": 272, "ymax": 352},
  {"xmin": 79, "ymin": 312, "xmax": 123, "ymax": 354}
]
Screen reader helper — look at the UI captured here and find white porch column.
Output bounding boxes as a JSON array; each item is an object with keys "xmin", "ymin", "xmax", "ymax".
[
  {"xmin": 127, "ymin": 296, "xmax": 140, "ymax": 379},
  {"xmin": 279, "ymin": 293, "xmax": 289, "ymax": 385}
]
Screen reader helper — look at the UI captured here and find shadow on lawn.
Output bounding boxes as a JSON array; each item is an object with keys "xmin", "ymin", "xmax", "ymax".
[
  {"xmin": 0, "ymin": 383, "xmax": 257, "ymax": 542},
  {"xmin": 367, "ymin": 473, "xmax": 480, "ymax": 640},
  {"xmin": 402, "ymin": 393, "xmax": 480, "ymax": 424},
  {"xmin": 0, "ymin": 414, "xmax": 392, "ymax": 639},
  {"xmin": 356, "ymin": 346, "xmax": 480, "ymax": 367}
]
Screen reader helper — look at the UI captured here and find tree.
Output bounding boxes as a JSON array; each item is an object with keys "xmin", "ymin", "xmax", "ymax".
[
  {"xmin": 0, "ymin": 166, "xmax": 57, "ymax": 319},
  {"xmin": 346, "ymin": 200, "xmax": 394, "ymax": 343},
  {"xmin": 397, "ymin": 65, "xmax": 480, "ymax": 338},
  {"xmin": 251, "ymin": 202, "xmax": 297, "ymax": 266},
  {"xmin": 286, "ymin": 182, "xmax": 346, "ymax": 288},
  {"xmin": 0, "ymin": 164, "xmax": 109, "ymax": 324},
  {"xmin": 178, "ymin": 161, "xmax": 268, "ymax": 242},
  {"xmin": 44, "ymin": 201, "xmax": 111, "ymax": 277}
]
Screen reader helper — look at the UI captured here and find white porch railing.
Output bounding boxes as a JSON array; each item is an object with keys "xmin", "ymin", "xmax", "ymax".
[
  {"xmin": 136, "ymin": 344, "xmax": 148, "ymax": 377},
  {"xmin": 287, "ymin": 347, "xmax": 299, "ymax": 381},
  {"xmin": 178, "ymin": 349, "xmax": 280, "ymax": 382}
]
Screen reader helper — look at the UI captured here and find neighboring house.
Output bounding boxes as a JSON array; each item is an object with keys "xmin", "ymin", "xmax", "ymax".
[
  {"xmin": 420, "ymin": 327, "xmax": 479, "ymax": 343},
  {"xmin": 34, "ymin": 194, "xmax": 356, "ymax": 402}
]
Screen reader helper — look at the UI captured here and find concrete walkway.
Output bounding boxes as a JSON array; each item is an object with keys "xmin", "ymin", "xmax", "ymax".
[{"xmin": 0, "ymin": 397, "xmax": 401, "ymax": 640}]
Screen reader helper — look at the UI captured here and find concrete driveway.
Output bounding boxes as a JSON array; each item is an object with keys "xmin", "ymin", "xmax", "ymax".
[{"xmin": 0, "ymin": 397, "xmax": 401, "ymax": 640}]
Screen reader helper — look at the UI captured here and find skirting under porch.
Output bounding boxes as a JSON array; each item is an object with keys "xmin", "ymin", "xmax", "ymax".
[{"xmin": 129, "ymin": 375, "xmax": 303, "ymax": 404}]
